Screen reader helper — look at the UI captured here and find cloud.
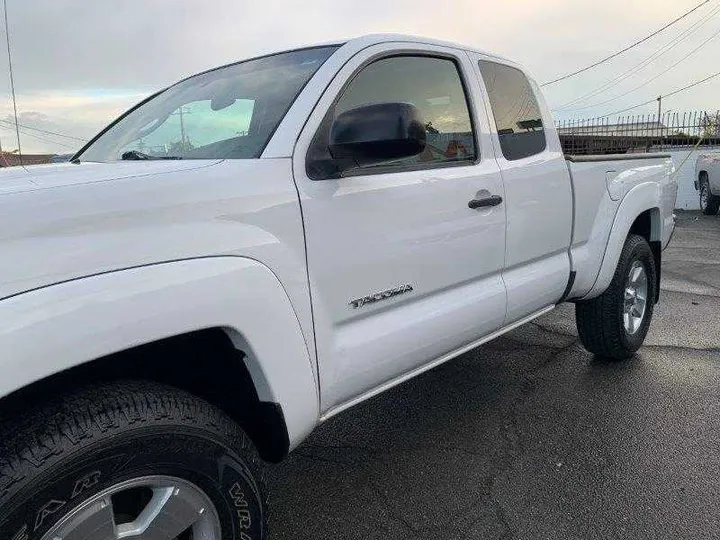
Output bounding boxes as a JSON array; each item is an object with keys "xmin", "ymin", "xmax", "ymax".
[
  {"xmin": 0, "ymin": 0, "xmax": 718, "ymax": 152},
  {"xmin": 0, "ymin": 91, "xmax": 144, "ymax": 153}
]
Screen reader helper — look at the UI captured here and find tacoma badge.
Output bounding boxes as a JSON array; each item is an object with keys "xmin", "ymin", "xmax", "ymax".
[{"xmin": 349, "ymin": 284, "xmax": 414, "ymax": 309}]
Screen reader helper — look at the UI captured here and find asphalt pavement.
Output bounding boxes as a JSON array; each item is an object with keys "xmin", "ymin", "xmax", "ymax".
[{"xmin": 268, "ymin": 211, "xmax": 720, "ymax": 540}]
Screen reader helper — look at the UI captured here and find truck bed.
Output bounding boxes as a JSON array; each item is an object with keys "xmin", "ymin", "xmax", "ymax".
[{"xmin": 564, "ymin": 153, "xmax": 676, "ymax": 300}]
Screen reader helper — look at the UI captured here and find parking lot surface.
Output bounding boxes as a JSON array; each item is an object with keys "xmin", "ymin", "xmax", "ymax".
[{"xmin": 268, "ymin": 211, "xmax": 720, "ymax": 540}]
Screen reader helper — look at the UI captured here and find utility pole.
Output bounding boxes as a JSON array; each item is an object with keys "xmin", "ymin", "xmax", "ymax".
[
  {"xmin": 178, "ymin": 106, "xmax": 186, "ymax": 149},
  {"xmin": 657, "ymin": 96, "xmax": 663, "ymax": 138},
  {"xmin": 169, "ymin": 107, "xmax": 193, "ymax": 152}
]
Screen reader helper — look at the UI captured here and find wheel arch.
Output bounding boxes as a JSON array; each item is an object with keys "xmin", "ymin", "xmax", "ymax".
[
  {"xmin": 0, "ymin": 327, "xmax": 290, "ymax": 462},
  {"xmin": 0, "ymin": 257, "xmax": 319, "ymax": 461},
  {"xmin": 582, "ymin": 183, "xmax": 662, "ymax": 301}
]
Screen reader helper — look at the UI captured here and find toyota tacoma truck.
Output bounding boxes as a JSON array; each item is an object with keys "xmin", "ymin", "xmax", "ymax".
[
  {"xmin": 696, "ymin": 152, "xmax": 720, "ymax": 214},
  {"xmin": 0, "ymin": 35, "xmax": 677, "ymax": 540}
]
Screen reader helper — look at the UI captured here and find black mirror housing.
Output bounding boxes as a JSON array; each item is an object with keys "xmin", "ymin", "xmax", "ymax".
[{"xmin": 328, "ymin": 103, "xmax": 426, "ymax": 166}]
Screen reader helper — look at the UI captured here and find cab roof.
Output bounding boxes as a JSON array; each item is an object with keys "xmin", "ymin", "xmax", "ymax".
[{"xmin": 338, "ymin": 33, "xmax": 510, "ymax": 63}]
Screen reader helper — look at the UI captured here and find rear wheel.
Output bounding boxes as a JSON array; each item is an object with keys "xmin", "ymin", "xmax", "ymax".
[
  {"xmin": 575, "ymin": 234, "xmax": 657, "ymax": 360},
  {"xmin": 0, "ymin": 380, "xmax": 268, "ymax": 540},
  {"xmin": 700, "ymin": 175, "xmax": 720, "ymax": 215}
]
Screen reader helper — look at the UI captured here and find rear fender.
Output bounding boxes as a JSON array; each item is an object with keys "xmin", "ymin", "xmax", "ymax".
[
  {"xmin": 0, "ymin": 257, "xmax": 318, "ymax": 449},
  {"xmin": 582, "ymin": 182, "xmax": 661, "ymax": 300}
]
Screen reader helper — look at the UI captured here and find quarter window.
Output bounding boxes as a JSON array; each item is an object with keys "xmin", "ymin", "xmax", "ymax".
[
  {"xmin": 478, "ymin": 60, "xmax": 546, "ymax": 161},
  {"xmin": 308, "ymin": 55, "xmax": 476, "ymax": 178}
]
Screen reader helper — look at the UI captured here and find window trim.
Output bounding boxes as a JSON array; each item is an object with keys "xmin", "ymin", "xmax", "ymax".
[
  {"xmin": 306, "ymin": 51, "xmax": 481, "ymax": 180},
  {"xmin": 477, "ymin": 59, "xmax": 547, "ymax": 162}
]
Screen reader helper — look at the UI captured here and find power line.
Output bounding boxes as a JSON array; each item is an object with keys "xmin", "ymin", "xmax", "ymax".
[
  {"xmin": 20, "ymin": 129, "xmax": 77, "ymax": 149},
  {"xmin": 0, "ymin": 118, "xmax": 87, "ymax": 141},
  {"xmin": 554, "ymin": 3, "xmax": 720, "ymax": 109},
  {"xmin": 662, "ymin": 70, "xmax": 720, "ymax": 98},
  {"xmin": 596, "ymin": 70, "xmax": 720, "ymax": 118},
  {"xmin": 541, "ymin": 0, "xmax": 713, "ymax": 86},
  {"xmin": 0, "ymin": 123, "xmax": 77, "ymax": 149},
  {"xmin": 3, "ymin": 0, "xmax": 22, "ymax": 166},
  {"xmin": 562, "ymin": 24, "xmax": 720, "ymax": 112}
]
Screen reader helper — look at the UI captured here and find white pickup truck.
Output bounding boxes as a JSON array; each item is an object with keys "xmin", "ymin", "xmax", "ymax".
[
  {"xmin": 696, "ymin": 152, "xmax": 720, "ymax": 214},
  {"xmin": 0, "ymin": 35, "xmax": 677, "ymax": 540}
]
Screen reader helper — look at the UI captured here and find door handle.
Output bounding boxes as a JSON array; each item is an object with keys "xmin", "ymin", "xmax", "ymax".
[{"xmin": 468, "ymin": 194, "xmax": 503, "ymax": 209}]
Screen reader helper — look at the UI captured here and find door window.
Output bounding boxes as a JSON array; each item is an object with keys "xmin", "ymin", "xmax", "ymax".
[
  {"xmin": 308, "ymin": 55, "xmax": 476, "ymax": 178},
  {"xmin": 478, "ymin": 60, "xmax": 546, "ymax": 161}
]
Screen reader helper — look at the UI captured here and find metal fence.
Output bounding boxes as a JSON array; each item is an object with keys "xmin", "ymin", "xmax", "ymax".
[{"xmin": 555, "ymin": 110, "xmax": 720, "ymax": 155}]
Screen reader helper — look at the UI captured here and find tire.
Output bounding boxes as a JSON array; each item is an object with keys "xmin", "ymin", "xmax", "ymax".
[
  {"xmin": 700, "ymin": 176, "xmax": 720, "ymax": 215},
  {"xmin": 575, "ymin": 234, "xmax": 657, "ymax": 360},
  {"xmin": 0, "ymin": 380, "xmax": 268, "ymax": 540}
]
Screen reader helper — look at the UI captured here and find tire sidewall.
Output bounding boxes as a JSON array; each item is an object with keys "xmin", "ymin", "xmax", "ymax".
[
  {"xmin": 700, "ymin": 179, "xmax": 719, "ymax": 215},
  {"xmin": 616, "ymin": 239, "xmax": 656, "ymax": 352},
  {"xmin": 0, "ymin": 427, "xmax": 265, "ymax": 540},
  {"xmin": 700, "ymin": 183, "xmax": 709, "ymax": 212}
]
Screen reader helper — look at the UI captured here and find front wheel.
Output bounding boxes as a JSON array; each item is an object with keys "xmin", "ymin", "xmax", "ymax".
[
  {"xmin": 0, "ymin": 381, "xmax": 269, "ymax": 540},
  {"xmin": 575, "ymin": 234, "xmax": 657, "ymax": 360}
]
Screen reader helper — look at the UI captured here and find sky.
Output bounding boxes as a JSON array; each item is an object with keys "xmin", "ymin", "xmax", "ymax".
[{"xmin": 1, "ymin": 0, "xmax": 720, "ymax": 154}]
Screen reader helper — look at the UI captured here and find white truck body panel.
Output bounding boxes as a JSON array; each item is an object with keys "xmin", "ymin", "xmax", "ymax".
[
  {"xmin": 0, "ymin": 34, "xmax": 677, "ymax": 451},
  {"xmin": 0, "ymin": 258, "xmax": 318, "ymax": 448},
  {"xmin": 0, "ymin": 159, "xmax": 316, "ymax": 359},
  {"xmin": 566, "ymin": 156, "xmax": 676, "ymax": 299},
  {"xmin": 696, "ymin": 152, "xmax": 720, "ymax": 193}
]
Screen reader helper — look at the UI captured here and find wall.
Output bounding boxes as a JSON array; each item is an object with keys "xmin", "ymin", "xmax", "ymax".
[{"xmin": 663, "ymin": 146, "xmax": 720, "ymax": 210}]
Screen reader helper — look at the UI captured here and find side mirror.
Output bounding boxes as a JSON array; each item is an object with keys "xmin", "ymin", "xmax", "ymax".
[{"xmin": 328, "ymin": 103, "xmax": 427, "ymax": 166}]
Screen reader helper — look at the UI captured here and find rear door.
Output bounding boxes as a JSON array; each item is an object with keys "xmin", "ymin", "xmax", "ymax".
[
  {"xmin": 292, "ymin": 43, "xmax": 507, "ymax": 413},
  {"xmin": 471, "ymin": 56, "xmax": 573, "ymax": 324}
]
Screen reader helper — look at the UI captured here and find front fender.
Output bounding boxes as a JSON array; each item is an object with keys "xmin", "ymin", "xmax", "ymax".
[
  {"xmin": 0, "ymin": 257, "xmax": 318, "ymax": 449},
  {"xmin": 583, "ymin": 182, "xmax": 661, "ymax": 300}
]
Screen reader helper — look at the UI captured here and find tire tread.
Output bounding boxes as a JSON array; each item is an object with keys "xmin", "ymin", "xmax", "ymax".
[
  {"xmin": 576, "ymin": 234, "xmax": 656, "ymax": 360},
  {"xmin": 0, "ymin": 380, "xmax": 269, "ymax": 535},
  {"xmin": 700, "ymin": 177, "xmax": 720, "ymax": 215}
]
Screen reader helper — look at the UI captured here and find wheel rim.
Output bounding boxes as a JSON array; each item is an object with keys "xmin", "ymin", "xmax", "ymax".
[
  {"xmin": 701, "ymin": 186, "xmax": 708, "ymax": 209},
  {"xmin": 623, "ymin": 260, "xmax": 648, "ymax": 335},
  {"xmin": 40, "ymin": 475, "xmax": 221, "ymax": 540}
]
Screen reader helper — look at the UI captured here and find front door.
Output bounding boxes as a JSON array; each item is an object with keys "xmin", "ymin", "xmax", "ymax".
[{"xmin": 293, "ymin": 44, "xmax": 508, "ymax": 413}]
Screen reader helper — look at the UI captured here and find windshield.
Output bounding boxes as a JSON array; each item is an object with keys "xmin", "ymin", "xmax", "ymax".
[{"xmin": 76, "ymin": 46, "xmax": 338, "ymax": 162}]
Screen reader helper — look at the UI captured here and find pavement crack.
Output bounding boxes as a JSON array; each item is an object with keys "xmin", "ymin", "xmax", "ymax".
[
  {"xmin": 645, "ymin": 344, "xmax": 720, "ymax": 354},
  {"xmin": 528, "ymin": 320, "xmax": 578, "ymax": 340},
  {"xmin": 485, "ymin": 337, "xmax": 577, "ymax": 539},
  {"xmin": 485, "ymin": 477, "xmax": 515, "ymax": 540},
  {"xmin": 534, "ymin": 339, "xmax": 579, "ymax": 371},
  {"xmin": 662, "ymin": 273, "xmax": 720, "ymax": 296},
  {"xmin": 384, "ymin": 507, "xmax": 420, "ymax": 537}
]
